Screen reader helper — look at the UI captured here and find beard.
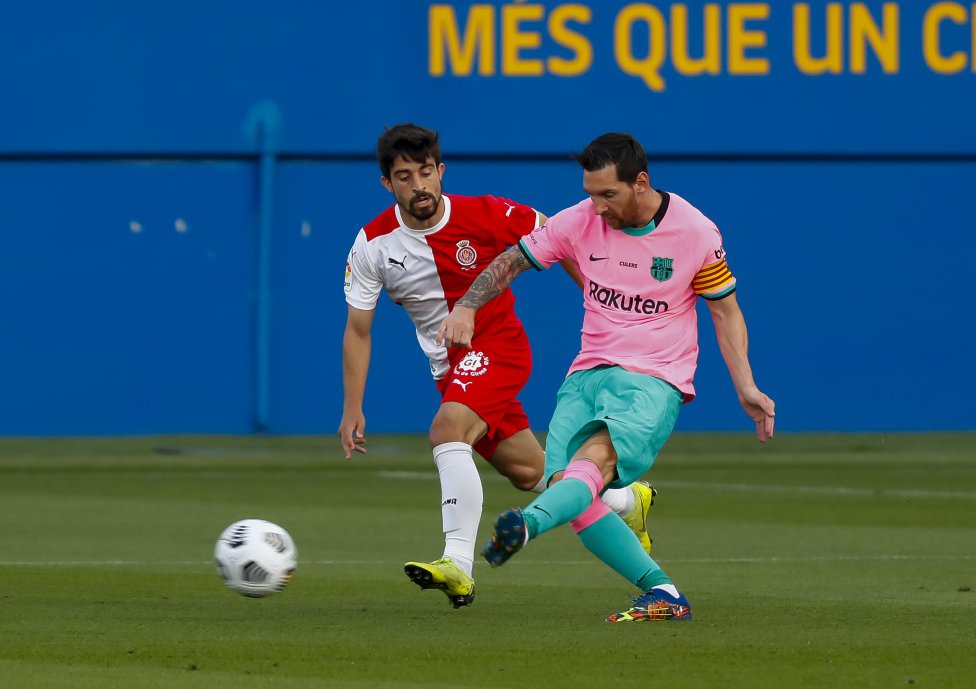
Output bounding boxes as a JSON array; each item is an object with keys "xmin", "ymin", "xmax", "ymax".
[
  {"xmin": 407, "ymin": 192, "xmax": 440, "ymax": 221},
  {"xmin": 602, "ymin": 198, "xmax": 640, "ymax": 230}
]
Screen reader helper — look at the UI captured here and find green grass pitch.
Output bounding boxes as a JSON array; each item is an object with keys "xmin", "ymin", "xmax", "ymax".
[{"xmin": 0, "ymin": 433, "xmax": 974, "ymax": 688}]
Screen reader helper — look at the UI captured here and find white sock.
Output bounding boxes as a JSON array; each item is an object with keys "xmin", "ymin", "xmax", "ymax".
[
  {"xmin": 653, "ymin": 584, "xmax": 680, "ymax": 598},
  {"xmin": 601, "ymin": 486, "xmax": 635, "ymax": 516},
  {"xmin": 433, "ymin": 442, "xmax": 482, "ymax": 577},
  {"xmin": 529, "ymin": 474, "xmax": 547, "ymax": 493}
]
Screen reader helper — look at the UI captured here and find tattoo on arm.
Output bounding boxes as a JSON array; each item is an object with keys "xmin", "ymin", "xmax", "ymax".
[{"xmin": 456, "ymin": 246, "xmax": 528, "ymax": 311}]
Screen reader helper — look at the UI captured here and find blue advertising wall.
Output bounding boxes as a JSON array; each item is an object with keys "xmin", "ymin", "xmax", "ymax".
[{"xmin": 1, "ymin": 1, "xmax": 974, "ymax": 434}]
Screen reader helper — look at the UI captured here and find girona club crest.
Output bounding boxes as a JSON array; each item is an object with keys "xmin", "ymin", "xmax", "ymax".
[
  {"xmin": 455, "ymin": 240, "xmax": 478, "ymax": 269},
  {"xmin": 454, "ymin": 351, "xmax": 489, "ymax": 377}
]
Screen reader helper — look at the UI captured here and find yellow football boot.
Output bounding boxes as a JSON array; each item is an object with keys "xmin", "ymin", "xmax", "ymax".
[
  {"xmin": 403, "ymin": 558, "xmax": 475, "ymax": 608},
  {"xmin": 622, "ymin": 481, "xmax": 656, "ymax": 555}
]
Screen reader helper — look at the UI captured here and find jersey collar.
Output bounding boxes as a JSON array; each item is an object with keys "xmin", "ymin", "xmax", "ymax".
[{"xmin": 620, "ymin": 190, "xmax": 670, "ymax": 237}]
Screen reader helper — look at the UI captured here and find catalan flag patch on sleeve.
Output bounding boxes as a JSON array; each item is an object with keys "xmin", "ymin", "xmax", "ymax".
[{"xmin": 693, "ymin": 258, "xmax": 736, "ymax": 300}]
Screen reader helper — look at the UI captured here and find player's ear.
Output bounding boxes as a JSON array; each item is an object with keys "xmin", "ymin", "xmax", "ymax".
[
  {"xmin": 380, "ymin": 176, "xmax": 394, "ymax": 193},
  {"xmin": 437, "ymin": 163, "xmax": 445, "ymax": 181},
  {"xmin": 634, "ymin": 171, "xmax": 651, "ymax": 192}
]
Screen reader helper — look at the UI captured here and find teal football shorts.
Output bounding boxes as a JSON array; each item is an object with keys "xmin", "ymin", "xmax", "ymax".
[{"xmin": 543, "ymin": 365, "xmax": 683, "ymax": 489}]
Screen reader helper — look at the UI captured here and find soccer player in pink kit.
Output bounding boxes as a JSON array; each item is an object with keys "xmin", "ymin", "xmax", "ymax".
[
  {"xmin": 340, "ymin": 124, "xmax": 656, "ymax": 610},
  {"xmin": 438, "ymin": 132, "xmax": 776, "ymax": 621}
]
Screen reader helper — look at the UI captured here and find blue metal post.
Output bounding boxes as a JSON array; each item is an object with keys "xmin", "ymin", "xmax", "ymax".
[{"xmin": 254, "ymin": 117, "xmax": 276, "ymax": 432}]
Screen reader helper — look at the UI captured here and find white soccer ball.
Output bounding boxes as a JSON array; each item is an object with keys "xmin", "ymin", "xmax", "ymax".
[{"xmin": 214, "ymin": 519, "xmax": 297, "ymax": 597}]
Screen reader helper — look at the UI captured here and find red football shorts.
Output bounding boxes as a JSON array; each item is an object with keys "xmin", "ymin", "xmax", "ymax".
[{"xmin": 436, "ymin": 334, "xmax": 532, "ymax": 459}]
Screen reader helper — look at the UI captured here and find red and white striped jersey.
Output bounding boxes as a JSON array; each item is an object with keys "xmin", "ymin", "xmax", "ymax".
[{"xmin": 344, "ymin": 194, "xmax": 541, "ymax": 379}]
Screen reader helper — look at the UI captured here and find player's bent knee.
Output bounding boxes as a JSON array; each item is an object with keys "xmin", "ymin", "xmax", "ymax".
[
  {"xmin": 428, "ymin": 425, "xmax": 457, "ymax": 448},
  {"xmin": 427, "ymin": 416, "xmax": 466, "ymax": 447},
  {"xmin": 501, "ymin": 464, "xmax": 543, "ymax": 492},
  {"xmin": 428, "ymin": 403, "xmax": 484, "ymax": 447},
  {"xmin": 573, "ymin": 442, "xmax": 614, "ymax": 466}
]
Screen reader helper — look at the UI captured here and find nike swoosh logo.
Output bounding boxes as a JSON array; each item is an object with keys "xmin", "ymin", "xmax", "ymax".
[{"xmin": 589, "ymin": 254, "xmax": 609, "ymax": 261}]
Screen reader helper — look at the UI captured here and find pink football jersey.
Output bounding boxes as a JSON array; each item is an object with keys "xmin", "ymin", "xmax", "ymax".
[{"xmin": 518, "ymin": 192, "xmax": 735, "ymax": 401}]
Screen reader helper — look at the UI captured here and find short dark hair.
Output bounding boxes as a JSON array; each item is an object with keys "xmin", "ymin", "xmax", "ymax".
[
  {"xmin": 572, "ymin": 133, "xmax": 648, "ymax": 184},
  {"xmin": 376, "ymin": 123, "xmax": 442, "ymax": 179}
]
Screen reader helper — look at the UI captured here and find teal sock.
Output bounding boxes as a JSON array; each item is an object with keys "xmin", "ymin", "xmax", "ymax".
[
  {"xmin": 577, "ymin": 512, "xmax": 672, "ymax": 588},
  {"xmin": 521, "ymin": 478, "xmax": 593, "ymax": 540}
]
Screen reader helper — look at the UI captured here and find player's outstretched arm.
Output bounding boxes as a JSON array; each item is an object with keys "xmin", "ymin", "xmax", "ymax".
[
  {"xmin": 705, "ymin": 293, "xmax": 776, "ymax": 443},
  {"xmin": 437, "ymin": 245, "xmax": 534, "ymax": 348},
  {"xmin": 339, "ymin": 305, "xmax": 375, "ymax": 459}
]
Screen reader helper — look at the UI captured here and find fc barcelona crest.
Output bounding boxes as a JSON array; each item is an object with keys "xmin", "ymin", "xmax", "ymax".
[{"xmin": 650, "ymin": 257, "xmax": 674, "ymax": 281}]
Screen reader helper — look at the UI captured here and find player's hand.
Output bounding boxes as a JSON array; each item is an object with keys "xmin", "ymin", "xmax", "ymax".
[
  {"xmin": 738, "ymin": 386, "xmax": 775, "ymax": 443},
  {"xmin": 437, "ymin": 306, "xmax": 476, "ymax": 348},
  {"xmin": 338, "ymin": 412, "xmax": 367, "ymax": 459}
]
